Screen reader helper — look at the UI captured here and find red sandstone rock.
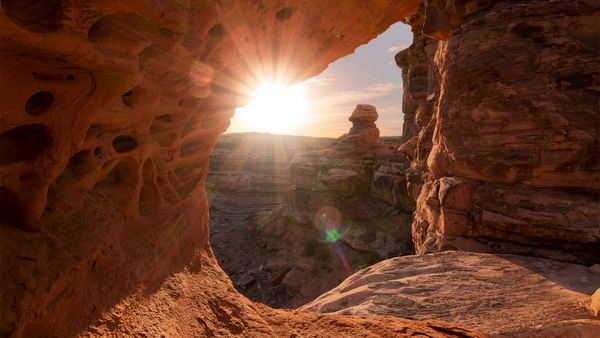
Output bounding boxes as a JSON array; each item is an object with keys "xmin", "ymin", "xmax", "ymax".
[
  {"xmin": 301, "ymin": 251, "xmax": 600, "ymax": 337},
  {"xmin": 1, "ymin": 0, "xmax": 598, "ymax": 336},
  {"xmin": 81, "ymin": 256, "xmax": 482, "ymax": 337},
  {"xmin": 503, "ymin": 320, "xmax": 600, "ymax": 338}
]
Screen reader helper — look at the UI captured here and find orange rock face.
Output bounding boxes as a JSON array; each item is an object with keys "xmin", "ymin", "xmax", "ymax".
[
  {"xmin": 398, "ymin": 0, "xmax": 600, "ymax": 264},
  {"xmin": 0, "ymin": 1, "xmax": 492, "ymax": 337}
]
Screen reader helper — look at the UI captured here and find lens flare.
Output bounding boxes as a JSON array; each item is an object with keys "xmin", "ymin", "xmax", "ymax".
[
  {"xmin": 315, "ymin": 206, "xmax": 353, "ymax": 276},
  {"xmin": 325, "ymin": 229, "xmax": 341, "ymax": 242},
  {"xmin": 333, "ymin": 241, "xmax": 353, "ymax": 276}
]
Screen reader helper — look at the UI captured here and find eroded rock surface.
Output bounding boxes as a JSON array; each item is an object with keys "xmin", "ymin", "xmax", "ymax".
[
  {"xmin": 83, "ymin": 253, "xmax": 481, "ymax": 337},
  {"xmin": 302, "ymin": 251, "xmax": 600, "ymax": 336},
  {"xmin": 592, "ymin": 289, "xmax": 600, "ymax": 317},
  {"xmin": 334, "ymin": 104, "xmax": 381, "ymax": 155}
]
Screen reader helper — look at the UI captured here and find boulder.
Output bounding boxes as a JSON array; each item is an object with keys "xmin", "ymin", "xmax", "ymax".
[{"xmin": 302, "ymin": 251, "xmax": 600, "ymax": 336}]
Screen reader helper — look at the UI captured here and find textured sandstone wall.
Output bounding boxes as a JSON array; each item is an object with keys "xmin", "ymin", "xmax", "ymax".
[
  {"xmin": 0, "ymin": 1, "xmax": 436, "ymax": 337},
  {"xmin": 398, "ymin": 0, "xmax": 600, "ymax": 264}
]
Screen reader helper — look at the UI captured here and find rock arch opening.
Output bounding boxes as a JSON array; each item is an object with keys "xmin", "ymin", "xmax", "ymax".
[{"xmin": 206, "ymin": 22, "xmax": 418, "ymax": 308}]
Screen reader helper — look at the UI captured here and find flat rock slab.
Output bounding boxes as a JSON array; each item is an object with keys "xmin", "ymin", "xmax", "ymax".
[{"xmin": 301, "ymin": 251, "xmax": 600, "ymax": 336}]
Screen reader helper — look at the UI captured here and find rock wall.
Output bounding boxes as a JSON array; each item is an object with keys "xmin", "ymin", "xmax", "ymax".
[
  {"xmin": 2, "ymin": 1, "xmax": 487, "ymax": 337},
  {"xmin": 397, "ymin": 0, "xmax": 600, "ymax": 264},
  {"xmin": 1, "ymin": 0, "xmax": 597, "ymax": 336}
]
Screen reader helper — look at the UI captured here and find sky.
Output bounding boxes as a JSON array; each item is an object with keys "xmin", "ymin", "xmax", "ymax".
[{"xmin": 227, "ymin": 22, "xmax": 413, "ymax": 137}]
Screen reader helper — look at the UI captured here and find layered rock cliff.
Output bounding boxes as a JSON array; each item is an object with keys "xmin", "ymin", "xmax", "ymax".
[{"xmin": 396, "ymin": 0, "xmax": 600, "ymax": 264}]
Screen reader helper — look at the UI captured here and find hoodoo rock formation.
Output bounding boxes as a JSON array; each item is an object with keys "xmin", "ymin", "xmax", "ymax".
[
  {"xmin": 1, "ymin": 0, "xmax": 598, "ymax": 337},
  {"xmin": 335, "ymin": 104, "xmax": 381, "ymax": 155}
]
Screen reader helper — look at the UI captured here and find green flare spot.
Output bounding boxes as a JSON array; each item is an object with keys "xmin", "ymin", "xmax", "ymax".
[{"xmin": 325, "ymin": 229, "xmax": 340, "ymax": 242}]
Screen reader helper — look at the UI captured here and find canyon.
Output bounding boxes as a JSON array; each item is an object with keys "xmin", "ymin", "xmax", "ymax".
[
  {"xmin": 0, "ymin": 0, "xmax": 598, "ymax": 337},
  {"xmin": 208, "ymin": 106, "xmax": 415, "ymax": 308},
  {"xmin": 207, "ymin": 132, "xmax": 338, "ymax": 307}
]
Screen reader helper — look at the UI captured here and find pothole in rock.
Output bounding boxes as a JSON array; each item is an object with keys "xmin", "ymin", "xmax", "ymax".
[
  {"xmin": 2, "ymin": 0, "xmax": 62, "ymax": 33},
  {"xmin": 25, "ymin": 91, "xmax": 54, "ymax": 116},
  {"xmin": 0, "ymin": 124, "xmax": 52, "ymax": 165}
]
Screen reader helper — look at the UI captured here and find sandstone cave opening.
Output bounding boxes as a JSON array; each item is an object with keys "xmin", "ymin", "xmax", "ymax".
[{"xmin": 2, "ymin": 1, "xmax": 599, "ymax": 336}]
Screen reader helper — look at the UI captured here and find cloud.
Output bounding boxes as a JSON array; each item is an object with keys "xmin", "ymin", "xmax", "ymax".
[
  {"xmin": 304, "ymin": 76, "xmax": 331, "ymax": 87},
  {"xmin": 313, "ymin": 82, "xmax": 398, "ymax": 108},
  {"xmin": 374, "ymin": 103, "xmax": 405, "ymax": 136},
  {"xmin": 387, "ymin": 44, "xmax": 409, "ymax": 54},
  {"xmin": 377, "ymin": 103, "xmax": 403, "ymax": 114}
]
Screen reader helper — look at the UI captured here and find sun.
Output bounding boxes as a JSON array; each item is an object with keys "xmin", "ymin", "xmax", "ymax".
[{"xmin": 234, "ymin": 82, "xmax": 308, "ymax": 134}]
